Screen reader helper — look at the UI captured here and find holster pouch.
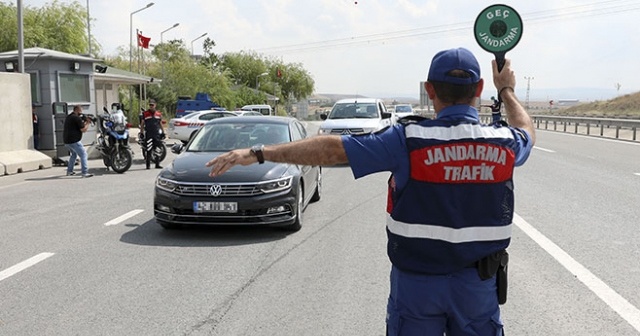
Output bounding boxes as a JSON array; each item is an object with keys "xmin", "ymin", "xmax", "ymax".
[
  {"xmin": 497, "ymin": 251, "xmax": 508, "ymax": 304},
  {"xmin": 476, "ymin": 250, "xmax": 509, "ymax": 305}
]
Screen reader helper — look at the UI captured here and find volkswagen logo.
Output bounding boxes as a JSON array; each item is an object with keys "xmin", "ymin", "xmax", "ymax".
[{"xmin": 209, "ymin": 184, "xmax": 222, "ymax": 197}]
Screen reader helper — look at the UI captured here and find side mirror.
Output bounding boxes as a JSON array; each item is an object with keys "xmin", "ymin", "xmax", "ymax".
[
  {"xmin": 381, "ymin": 112, "xmax": 392, "ymax": 119},
  {"xmin": 320, "ymin": 113, "xmax": 328, "ymax": 120},
  {"xmin": 171, "ymin": 142, "xmax": 184, "ymax": 154},
  {"xmin": 103, "ymin": 107, "xmax": 109, "ymax": 113}
]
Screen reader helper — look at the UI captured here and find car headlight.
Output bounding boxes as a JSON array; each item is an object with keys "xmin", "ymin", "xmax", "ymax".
[
  {"xmin": 317, "ymin": 128, "xmax": 331, "ymax": 135},
  {"xmin": 257, "ymin": 176, "xmax": 293, "ymax": 193},
  {"xmin": 156, "ymin": 176, "xmax": 178, "ymax": 192}
]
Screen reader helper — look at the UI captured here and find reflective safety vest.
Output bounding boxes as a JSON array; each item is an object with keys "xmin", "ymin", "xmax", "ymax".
[
  {"xmin": 386, "ymin": 119, "xmax": 518, "ymax": 275},
  {"xmin": 143, "ymin": 110, "xmax": 162, "ymax": 133}
]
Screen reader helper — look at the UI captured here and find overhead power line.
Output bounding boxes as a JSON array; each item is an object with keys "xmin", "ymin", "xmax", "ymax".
[{"xmin": 256, "ymin": 0, "xmax": 640, "ymax": 54}]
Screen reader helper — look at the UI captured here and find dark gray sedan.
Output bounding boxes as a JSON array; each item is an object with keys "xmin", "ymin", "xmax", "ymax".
[{"xmin": 154, "ymin": 116, "xmax": 321, "ymax": 232}]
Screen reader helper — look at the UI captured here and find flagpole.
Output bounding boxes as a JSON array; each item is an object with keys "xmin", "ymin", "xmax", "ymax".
[
  {"xmin": 129, "ymin": 3, "xmax": 154, "ymax": 123},
  {"xmin": 136, "ymin": 29, "xmax": 140, "ymax": 118},
  {"xmin": 140, "ymin": 30, "xmax": 145, "ymax": 105}
]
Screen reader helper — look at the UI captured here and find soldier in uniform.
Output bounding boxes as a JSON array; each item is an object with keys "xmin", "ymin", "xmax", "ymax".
[
  {"xmin": 205, "ymin": 48, "xmax": 536, "ymax": 336},
  {"xmin": 140, "ymin": 99, "xmax": 165, "ymax": 169}
]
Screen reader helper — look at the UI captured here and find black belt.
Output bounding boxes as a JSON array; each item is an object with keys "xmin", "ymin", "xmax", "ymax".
[{"xmin": 465, "ymin": 261, "xmax": 479, "ymax": 268}]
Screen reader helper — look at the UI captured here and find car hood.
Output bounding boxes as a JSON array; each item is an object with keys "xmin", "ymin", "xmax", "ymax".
[
  {"xmin": 161, "ymin": 151, "xmax": 290, "ymax": 183},
  {"xmin": 320, "ymin": 118, "xmax": 383, "ymax": 129}
]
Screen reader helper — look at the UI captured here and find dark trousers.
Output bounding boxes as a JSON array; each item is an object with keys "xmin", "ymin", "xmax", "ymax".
[{"xmin": 144, "ymin": 134, "xmax": 162, "ymax": 168}]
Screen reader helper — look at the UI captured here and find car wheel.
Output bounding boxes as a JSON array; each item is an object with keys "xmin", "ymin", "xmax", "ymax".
[
  {"xmin": 283, "ymin": 183, "xmax": 303, "ymax": 232},
  {"xmin": 310, "ymin": 168, "xmax": 322, "ymax": 203},
  {"xmin": 157, "ymin": 219, "xmax": 181, "ymax": 230}
]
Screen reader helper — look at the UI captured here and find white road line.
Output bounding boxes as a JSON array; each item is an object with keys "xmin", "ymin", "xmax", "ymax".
[
  {"xmin": 0, "ymin": 253, "xmax": 55, "ymax": 282},
  {"xmin": 513, "ymin": 213, "xmax": 640, "ymax": 332},
  {"xmin": 104, "ymin": 209, "xmax": 144, "ymax": 226},
  {"xmin": 537, "ymin": 129, "xmax": 640, "ymax": 146},
  {"xmin": 533, "ymin": 146, "xmax": 555, "ymax": 153},
  {"xmin": 634, "ymin": 173, "xmax": 640, "ymax": 177},
  {"xmin": 0, "ymin": 181, "xmax": 29, "ymax": 190}
]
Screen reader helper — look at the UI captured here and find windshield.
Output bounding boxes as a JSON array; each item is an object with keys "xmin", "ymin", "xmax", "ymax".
[
  {"xmin": 327, "ymin": 103, "xmax": 379, "ymax": 119},
  {"xmin": 181, "ymin": 112, "xmax": 199, "ymax": 119},
  {"xmin": 395, "ymin": 105, "xmax": 412, "ymax": 113},
  {"xmin": 188, "ymin": 123, "xmax": 290, "ymax": 151}
]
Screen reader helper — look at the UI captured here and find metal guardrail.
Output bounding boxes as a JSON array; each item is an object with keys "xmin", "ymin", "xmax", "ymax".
[
  {"xmin": 412, "ymin": 111, "xmax": 640, "ymax": 142},
  {"xmin": 475, "ymin": 113, "xmax": 639, "ymax": 142},
  {"xmin": 530, "ymin": 115, "xmax": 639, "ymax": 142}
]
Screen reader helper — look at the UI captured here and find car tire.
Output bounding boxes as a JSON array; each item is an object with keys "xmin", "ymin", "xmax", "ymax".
[
  {"xmin": 282, "ymin": 183, "xmax": 303, "ymax": 232},
  {"xmin": 157, "ymin": 219, "xmax": 181, "ymax": 230},
  {"xmin": 310, "ymin": 168, "xmax": 322, "ymax": 203}
]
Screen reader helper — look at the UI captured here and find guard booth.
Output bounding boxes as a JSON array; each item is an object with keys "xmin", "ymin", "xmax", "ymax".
[{"xmin": 0, "ymin": 47, "xmax": 157, "ymax": 163}]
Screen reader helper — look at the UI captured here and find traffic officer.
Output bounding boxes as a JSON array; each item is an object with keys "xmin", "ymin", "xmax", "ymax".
[
  {"xmin": 205, "ymin": 47, "xmax": 536, "ymax": 336},
  {"xmin": 141, "ymin": 99, "xmax": 165, "ymax": 169}
]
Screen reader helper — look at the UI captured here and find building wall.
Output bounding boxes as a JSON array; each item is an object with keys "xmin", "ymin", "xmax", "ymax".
[{"xmin": 0, "ymin": 73, "xmax": 32, "ymax": 152}]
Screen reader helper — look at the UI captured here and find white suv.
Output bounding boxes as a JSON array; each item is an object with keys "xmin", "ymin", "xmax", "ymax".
[
  {"xmin": 394, "ymin": 104, "xmax": 415, "ymax": 119},
  {"xmin": 317, "ymin": 98, "xmax": 395, "ymax": 135}
]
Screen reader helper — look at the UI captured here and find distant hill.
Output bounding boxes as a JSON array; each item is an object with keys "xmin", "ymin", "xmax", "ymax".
[
  {"xmin": 552, "ymin": 91, "xmax": 640, "ymax": 118},
  {"xmin": 313, "ymin": 91, "xmax": 640, "ymax": 119},
  {"xmin": 314, "ymin": 93, "xmax": 419, "ymax": 105}
]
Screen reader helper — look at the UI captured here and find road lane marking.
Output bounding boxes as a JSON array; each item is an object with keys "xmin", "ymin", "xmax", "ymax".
[
  {"xmin": 104, "ymin": 209, "xmax": 144, "ymax": 226},
  {"xmin": 533, "ymin": 146, "xmax": 555, "ymax": 153},
  {"xmin": 0, "ymin": 181, "xmax": 29, "ymax": 190},
  {"xmin": 634, "ymin": 173, "xmax": 640, "ymax": 177},
  {"xmin": 513, "ymin": 213, "xmax": 640, "ymax": 332},
  {"xmin": 537, "ymin": 129, "xmax": 640, "ymax": 146},
  {"xmin": 0, "ymin": 253, "xmax": 55, "ymax": 282}
]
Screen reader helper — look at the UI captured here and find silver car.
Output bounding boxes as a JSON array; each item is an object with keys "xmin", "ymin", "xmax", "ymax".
[{"xmin": 317, "ymin": 98, "xmax": 395, "ymax": 135}]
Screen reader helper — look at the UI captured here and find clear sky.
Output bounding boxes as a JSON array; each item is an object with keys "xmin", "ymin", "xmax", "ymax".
[{"xmin": 15, "ymin": 0, "xmax": 640, "ymax": 101}]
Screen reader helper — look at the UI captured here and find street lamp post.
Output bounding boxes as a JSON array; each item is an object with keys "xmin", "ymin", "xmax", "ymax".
[
  {"xmin": 190, "ymin": 33, "xmax": 207, "ymax": 56},
  {"xmin": 129, "ymin": 2, "xmax": 153, "ymax": 120},
  {"xmin": 160, "ymin": 23, "xmax": 180, "ymax": 79},
  {"xmin": 129, "ymin": 2, "xmax": 154, "ymax": 72},
  {"xmin": 256, "ymin": 72, "xmax": 268, "ymax": 90}
]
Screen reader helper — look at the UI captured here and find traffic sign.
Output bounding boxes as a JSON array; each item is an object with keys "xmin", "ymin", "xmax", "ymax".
[{"xmin": 474, "ymin": 4, "xmax": 522, "ymax": 71}]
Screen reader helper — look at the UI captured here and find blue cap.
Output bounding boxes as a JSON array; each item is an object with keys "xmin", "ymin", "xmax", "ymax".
[{"xmin": 427, "ymin": 48, "xmax": 481, "ymax": 85}]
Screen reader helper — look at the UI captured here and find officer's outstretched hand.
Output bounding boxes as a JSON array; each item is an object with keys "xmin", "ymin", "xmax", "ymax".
[
  {"xmin": 492, "ymin": 59, "xmax": 516, "ymax": 92},
  {"xmin": 206, "ymin": 148, "xmax": 257, "ymax": 177}
]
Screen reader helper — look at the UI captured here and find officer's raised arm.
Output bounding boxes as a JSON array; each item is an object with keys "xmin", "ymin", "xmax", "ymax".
[
  {"xmin": 492, "ymin": 59, "xmax": 536, "ymax": 144},
  {"xmin": 206, "ymin": 135, "xmax": 348, "ymax": 177}
]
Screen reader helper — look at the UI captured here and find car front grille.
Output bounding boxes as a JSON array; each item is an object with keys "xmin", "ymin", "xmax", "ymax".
[
  {"xmin": 330, "ymin": 128, "xmax": 365, "ymax": 135},
  {"xmin": 173, "ymin": 182, "xmax": 261, "ymax": 196}
]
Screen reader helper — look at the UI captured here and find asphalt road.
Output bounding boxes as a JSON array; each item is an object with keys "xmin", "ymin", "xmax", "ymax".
[{"xmin": 1, "ymin": 122, "xmax": 639, "ymax": 335}]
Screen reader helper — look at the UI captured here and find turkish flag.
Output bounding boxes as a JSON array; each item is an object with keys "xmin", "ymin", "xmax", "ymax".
[{"xmin": 138, "ymin": 33, "xmax": 151, "ymax": 49}]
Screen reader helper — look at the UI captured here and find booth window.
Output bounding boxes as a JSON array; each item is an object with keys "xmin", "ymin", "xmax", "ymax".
[
  {"xmin": 28, "ymin": 71, "xmax": 41, "ymax": 105},
  {"xmin": 59, "ymin": 73, "xmax": 90, "ymax": 103}
]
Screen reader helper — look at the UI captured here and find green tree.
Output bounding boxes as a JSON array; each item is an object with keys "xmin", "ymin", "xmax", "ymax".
[
  {"xmin": 0, "ymin": 0, "xmax": 98, "ymax": 55},
  {"xmin": 219, "ymin": 51, "xmax": 314, "ymax": 106}
]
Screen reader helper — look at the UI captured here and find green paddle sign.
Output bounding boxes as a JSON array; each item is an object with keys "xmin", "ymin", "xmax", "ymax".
[{"xmin": 474, "ymin": 4, "xmax": 523, "ymax": 71}]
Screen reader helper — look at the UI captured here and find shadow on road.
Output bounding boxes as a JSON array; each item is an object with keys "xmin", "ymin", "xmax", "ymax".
[{"xmin": 119, "ymin": 218, "xmax": 290, "ymax": 248}]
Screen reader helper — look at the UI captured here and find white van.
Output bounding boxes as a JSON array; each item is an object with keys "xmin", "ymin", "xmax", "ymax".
[{"xmin": 241, "ymin": 104, "xmax": 273, "ymax": 116}]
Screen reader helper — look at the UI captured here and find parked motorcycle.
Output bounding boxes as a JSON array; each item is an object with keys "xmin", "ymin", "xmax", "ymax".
[
  {"xmin": 138, "ymin": 129, "xmax": 167, "ymax": 165},
  {"xmin": 93, "ymin": 104, "xmax": 133, "ymax": 173}
]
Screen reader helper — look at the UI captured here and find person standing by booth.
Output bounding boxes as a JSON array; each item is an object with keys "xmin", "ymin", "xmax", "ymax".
[
  {"xmin": 32, "ymin": 104, "xmax": 39, "ymax": 150},
  {"xmin": 63, "ymin": 105, "xmax": 93, "ymax": 178}
]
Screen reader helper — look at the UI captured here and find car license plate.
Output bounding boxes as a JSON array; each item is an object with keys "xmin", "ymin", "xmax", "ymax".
[{"xmin": 193, "ymin": 201, "xmax": 237, "ymax": 213}]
